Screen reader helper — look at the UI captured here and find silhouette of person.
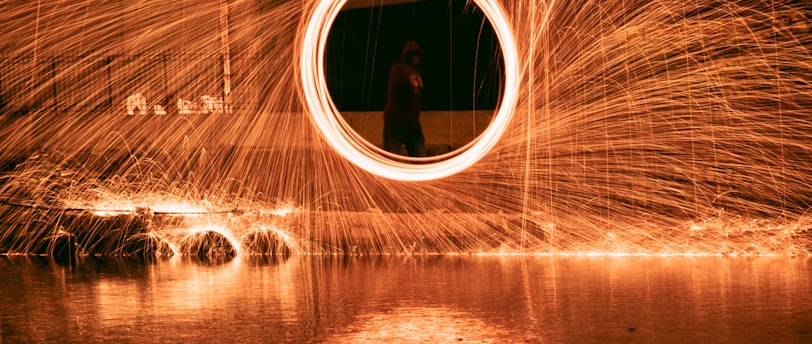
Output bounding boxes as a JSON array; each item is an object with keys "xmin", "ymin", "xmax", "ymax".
[{"xmin": 383, "ymin": 40, "xmax": 426, "ymax": 157}]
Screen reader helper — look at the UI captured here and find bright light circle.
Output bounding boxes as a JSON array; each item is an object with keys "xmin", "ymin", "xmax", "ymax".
[{"xmin": 301, "ymin": 0, "xmax": 519, "ymax": 181}]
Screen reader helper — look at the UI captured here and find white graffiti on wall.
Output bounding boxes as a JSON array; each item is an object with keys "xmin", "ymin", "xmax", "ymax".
[
  {"xmin": 126, "ymin": 93, "xmax": 227, "ymax": 115},
  {"xmin": 177, "ymin": 95, "xmax": 225, "ymax": 115},
  {"xmin": 176, "ymin": 99, "xmax": 197, "ymax": 115},
  {"xmin": 125, "ymin": 93, "xmax": 148, "ymax": 115}
]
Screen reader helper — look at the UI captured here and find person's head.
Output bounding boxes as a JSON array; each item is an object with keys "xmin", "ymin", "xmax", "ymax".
[{"xmin": 401, "ymin": 40, "xmax": 422, "ymax": 67}]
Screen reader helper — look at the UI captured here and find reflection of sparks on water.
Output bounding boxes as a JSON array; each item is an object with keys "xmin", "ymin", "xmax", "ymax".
[
  {"xmin": 326, "ymin": 306, "xmax": 514, "ymax": 343},
  {"xmin": 0, "ymin": 0, "xmax": 811, "ymax": 257}
]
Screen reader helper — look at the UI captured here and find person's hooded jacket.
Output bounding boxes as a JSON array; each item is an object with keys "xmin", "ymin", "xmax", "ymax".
[{"xmin": 383, "ymin": 41, "xmax": 423, "ymax": 129}]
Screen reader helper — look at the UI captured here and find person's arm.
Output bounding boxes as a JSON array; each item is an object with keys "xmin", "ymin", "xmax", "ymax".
[
  {"xmin": 388, "ymin": 63, "xmax": 417, "ymax": 96},
  {"xmin": 388, "ymin": 63, "xmax": 410, "ymax": 87}
]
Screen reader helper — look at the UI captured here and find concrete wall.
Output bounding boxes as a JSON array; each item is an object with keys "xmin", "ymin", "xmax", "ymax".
[{"xmin": 341, "ymin": 110, "xmax": 495, "ymax": 150}]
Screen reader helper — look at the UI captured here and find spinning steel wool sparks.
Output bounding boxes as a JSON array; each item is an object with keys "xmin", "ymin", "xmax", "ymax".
[
  {"xmin": 0, "ymin": 0, "xmax": 810, "ymax": 258},
  {"xmin": 301, "ymin": 0, "xmax": 520, "ymax": 181}
]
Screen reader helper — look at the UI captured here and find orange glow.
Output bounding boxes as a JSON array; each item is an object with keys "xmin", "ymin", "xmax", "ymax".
[{"xmin": 62, "ymin": 193, "xmax": 209, "ymax": 217}]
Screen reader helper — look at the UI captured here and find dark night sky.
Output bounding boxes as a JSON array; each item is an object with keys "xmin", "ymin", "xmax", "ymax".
[{"xmin": 325, "ymin": 0, "xmax": 504, "ymax": 111}]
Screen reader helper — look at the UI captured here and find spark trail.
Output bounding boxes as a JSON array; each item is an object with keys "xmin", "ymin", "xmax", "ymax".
[{"xmin": 0, "ymin": 0, "xmax": 810, "ymax": 257}]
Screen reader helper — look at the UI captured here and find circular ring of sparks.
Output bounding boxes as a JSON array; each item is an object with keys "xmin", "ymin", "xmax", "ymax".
[{"xmin": 301, "ymin": 0, "xmax": 519, "ymax": 181}]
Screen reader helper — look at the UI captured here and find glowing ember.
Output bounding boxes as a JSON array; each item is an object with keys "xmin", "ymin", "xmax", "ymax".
[{"xmin": 62, "ymin": 194, "xmax": 209, "ymax": 217}]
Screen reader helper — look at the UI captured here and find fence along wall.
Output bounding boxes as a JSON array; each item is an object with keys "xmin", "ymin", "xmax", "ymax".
[
  {"xmin": 0, "ymin": 52, "xmax": 239, "ymax": 116},
  {"xmin": 0, "ymin": 0, "xmax": 291, "ymax": 117}
]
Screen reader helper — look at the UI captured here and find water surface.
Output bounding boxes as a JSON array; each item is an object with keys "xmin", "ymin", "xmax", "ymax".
[{"xmin": 1, "ymin": 255, "xmax": 810, "ymax": 343}]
